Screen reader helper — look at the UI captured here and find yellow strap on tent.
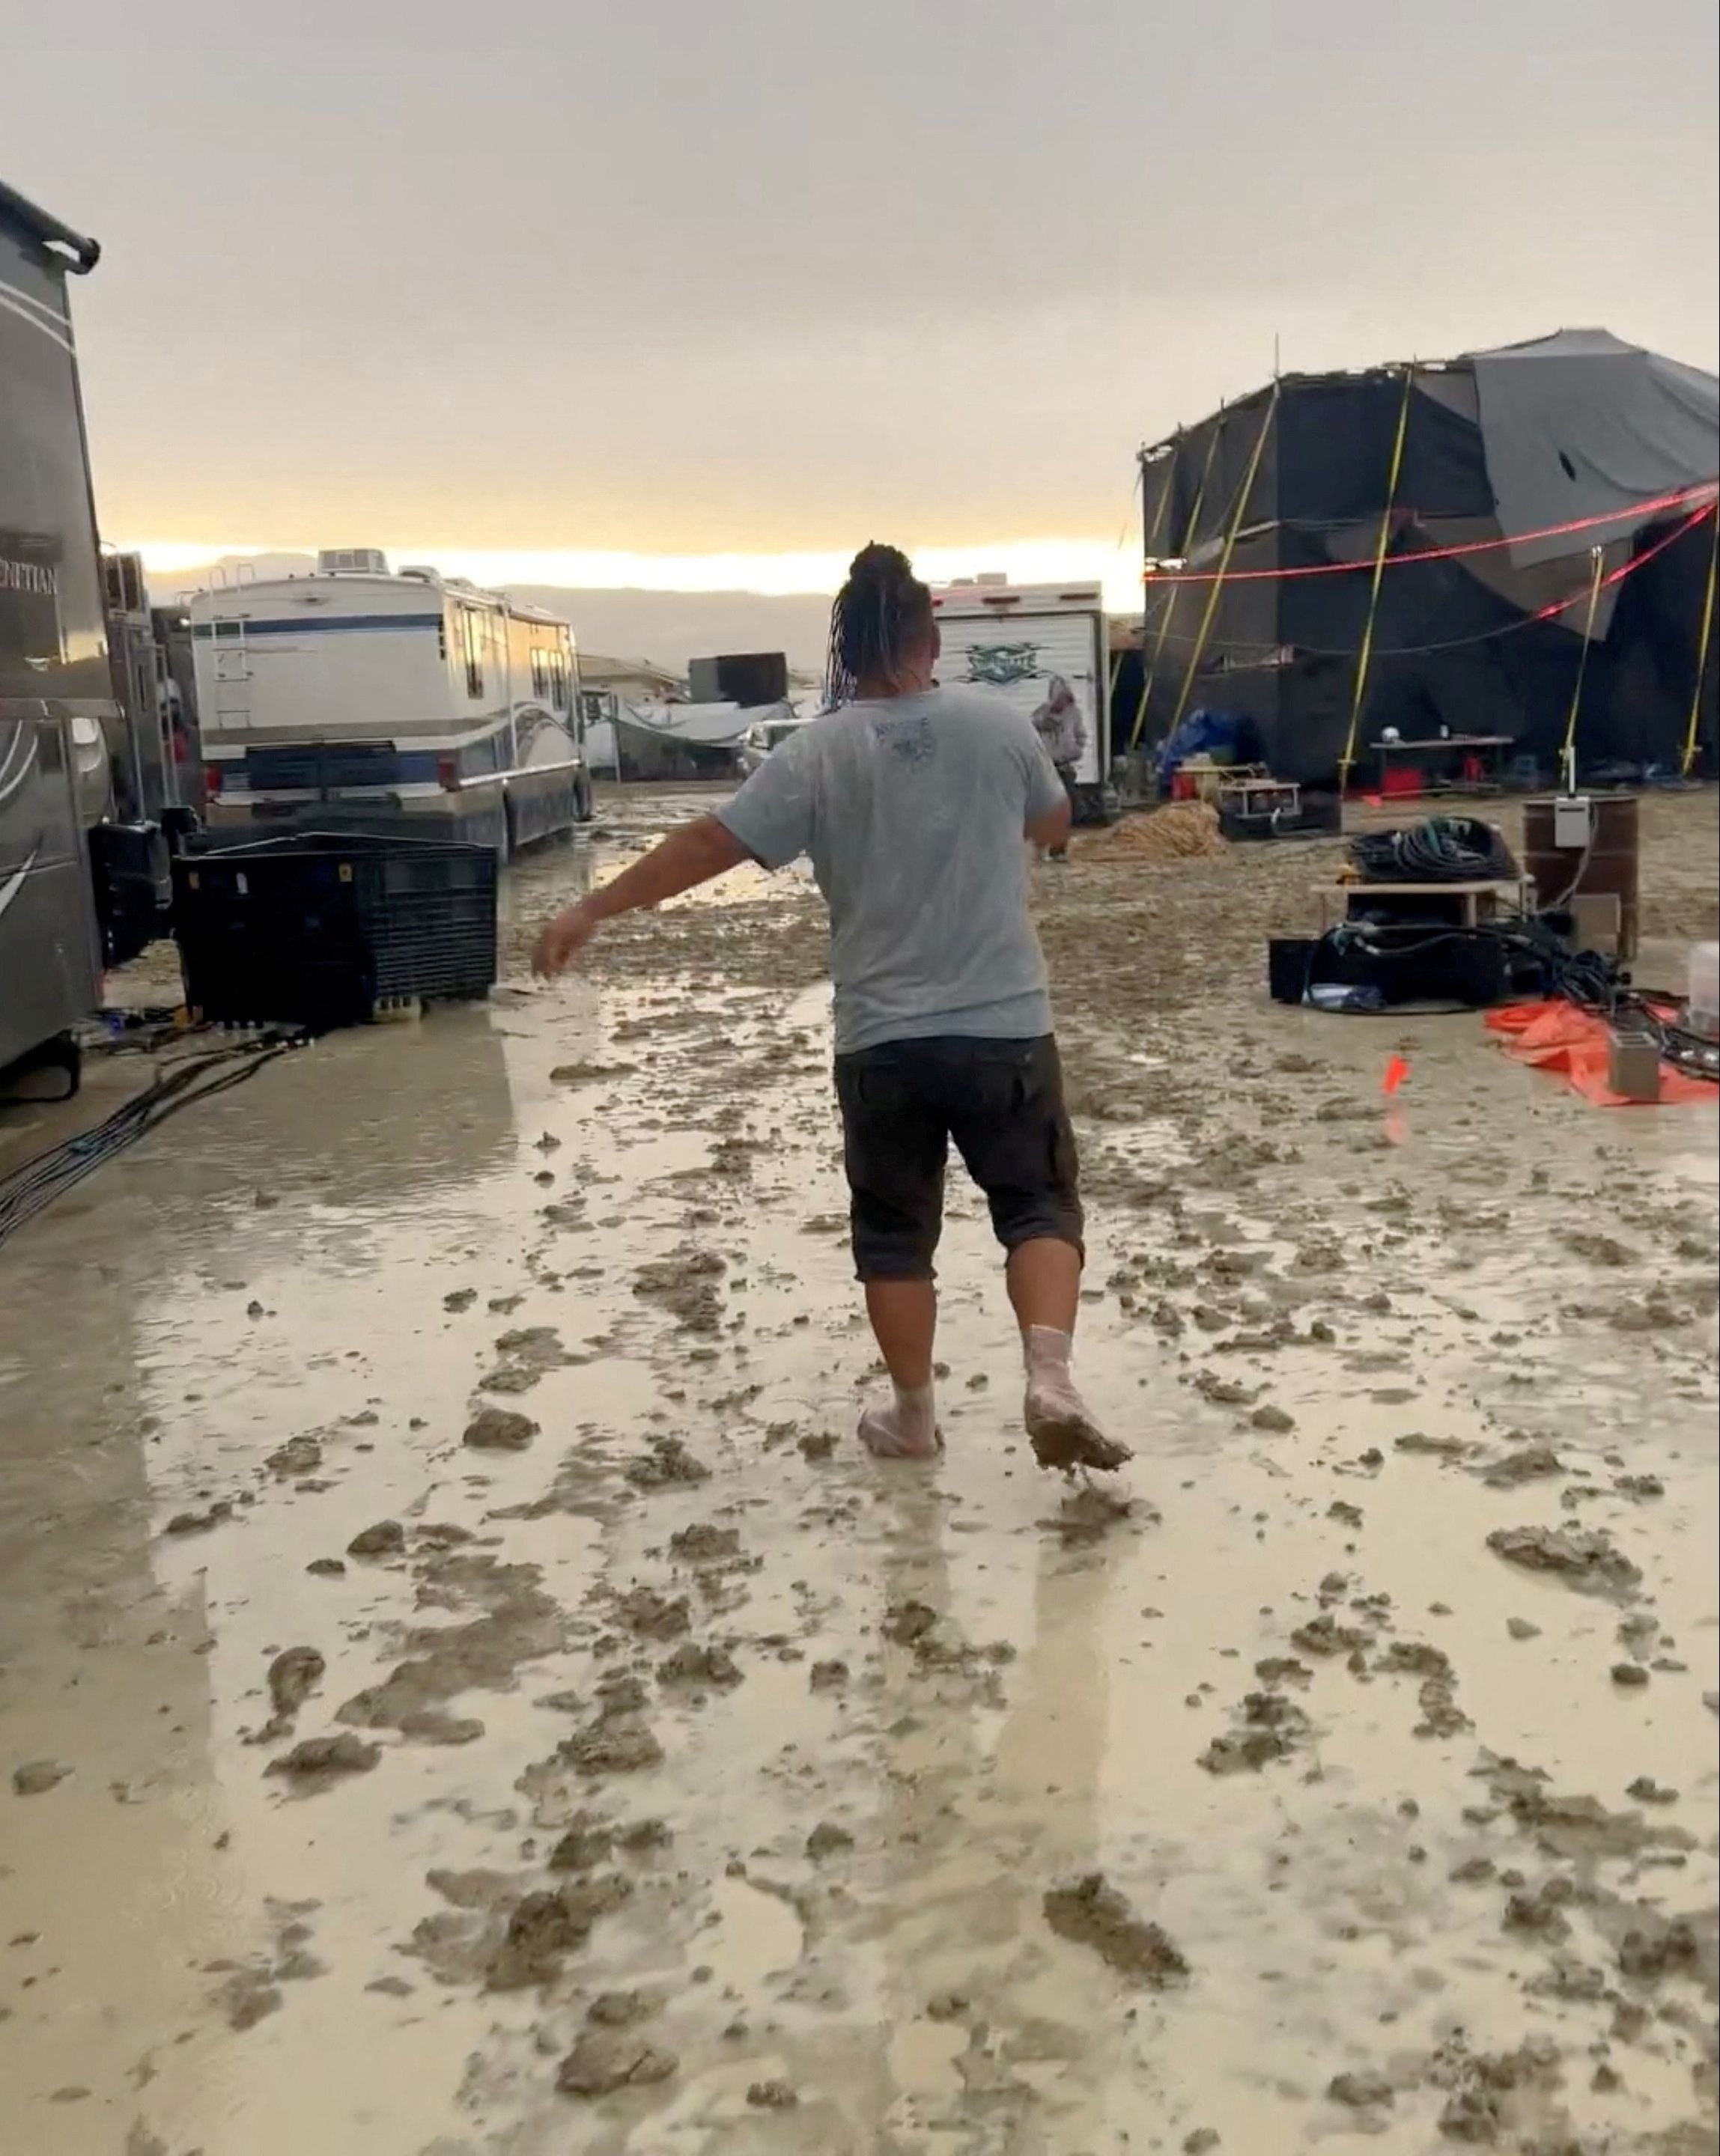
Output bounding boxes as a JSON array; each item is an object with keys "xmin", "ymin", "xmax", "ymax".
[
  {"xmin": 1129, "ymin": 420, "xmax": 1224, "ymax": 752},
  {"xmin": 1335, "ymin": 365, "xmax": 1415, "ymax": 794},
  {"xmin": 1680, "ymin": 505, "xmax": 1719, "ymax": 778},
  {"xmin": 1561, "ymin": 546, "xmax": 1607, "ymax": 769},
  {"xmin": 1164, "ymin": 382, "xmax": 1281, "ymax": 746}
]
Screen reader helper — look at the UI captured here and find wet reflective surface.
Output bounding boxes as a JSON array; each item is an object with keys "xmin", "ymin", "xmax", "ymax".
[{"xmin": 1, "ymin": 790, "xmax": 1716, "ymax": 2155}]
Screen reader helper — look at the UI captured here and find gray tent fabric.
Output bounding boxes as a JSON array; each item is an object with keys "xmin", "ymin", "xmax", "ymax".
[
  {"xmin": 1472, "ymin": 329, "xmax": 1719, "ymax": 570},
  {"xmin": 1136, "ymin": 329, "xmax": 1720, "ymax": 782}
]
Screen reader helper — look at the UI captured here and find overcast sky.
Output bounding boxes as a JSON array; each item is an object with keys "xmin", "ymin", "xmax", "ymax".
[{"xmin": 6, "ymin": 0, "xmax": 1717, "ymax": 588}]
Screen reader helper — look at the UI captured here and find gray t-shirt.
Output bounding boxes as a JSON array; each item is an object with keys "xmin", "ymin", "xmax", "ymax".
[{"xmin": 716, "ymin": 686, "xmax": 1066, "ymax": 1056}]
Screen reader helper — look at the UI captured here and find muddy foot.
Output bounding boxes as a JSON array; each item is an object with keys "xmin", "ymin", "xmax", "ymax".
[
  {"xmin": 857, "ymin": 1404, "xmax": 941, "ymax": 1461},
  {"xmin": 1024, "ymin": 1389, "xmax": 1133, "ymax": 1474}
]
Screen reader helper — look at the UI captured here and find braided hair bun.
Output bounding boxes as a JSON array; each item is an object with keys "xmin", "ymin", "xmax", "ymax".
[{"xmin": 824, "ymin": 542, "xmax": 932, "ymax": 706}]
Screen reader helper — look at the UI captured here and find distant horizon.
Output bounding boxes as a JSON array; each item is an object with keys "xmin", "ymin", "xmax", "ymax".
[{"xmin": 122, "ymin": 538, "xmax": 1149, "ymax": 616}]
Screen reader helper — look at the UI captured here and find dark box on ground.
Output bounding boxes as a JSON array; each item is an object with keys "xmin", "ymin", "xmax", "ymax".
[{"xmin": 171, "ymin": 832, "xmax": 497, "ymax": 1029}]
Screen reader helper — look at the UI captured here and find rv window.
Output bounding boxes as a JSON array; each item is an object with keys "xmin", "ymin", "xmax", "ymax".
[{"xmin": 458, "ymin": 608, "xmax": 484, "ymax": 698}]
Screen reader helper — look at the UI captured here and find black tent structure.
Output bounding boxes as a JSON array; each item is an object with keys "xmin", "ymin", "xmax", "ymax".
[{"xmin": 1132, "ymin": 330, "xmax": 1719, "ymax": 788}]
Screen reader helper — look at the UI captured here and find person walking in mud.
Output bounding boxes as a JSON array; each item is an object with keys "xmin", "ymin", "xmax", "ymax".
[
  {"xmin": 534, "ymin": 543, "xmax": 1128, "ymax": 1475},
  {"xmin": 1030, "ymin": 674, "xmax": 1085, "ymax": 862}
]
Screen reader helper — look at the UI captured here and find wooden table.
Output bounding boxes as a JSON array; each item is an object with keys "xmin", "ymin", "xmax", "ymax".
[
  {"xmin": 1317, "ymin": 877, "xmax": 1536, "ymax": 933},
  {"xmin": 1373, "ymin": 734, "xmax": 1515, "ymax": 793}
]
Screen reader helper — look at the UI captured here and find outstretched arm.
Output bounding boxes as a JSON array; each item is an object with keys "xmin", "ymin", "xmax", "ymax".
[{"xmin": 533, "ymin": 813, "xmax": 752, "ymax": 975}]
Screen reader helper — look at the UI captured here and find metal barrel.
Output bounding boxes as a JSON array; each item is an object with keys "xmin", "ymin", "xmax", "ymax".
[{"xmin": 1522, "ymin": 794, "xmax": 1641, "ymax": 960}]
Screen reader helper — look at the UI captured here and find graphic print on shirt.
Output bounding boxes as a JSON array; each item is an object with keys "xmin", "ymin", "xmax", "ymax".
[{"xmin": 872, "ymin": 712, "xmax": 936, "ymax": 765}]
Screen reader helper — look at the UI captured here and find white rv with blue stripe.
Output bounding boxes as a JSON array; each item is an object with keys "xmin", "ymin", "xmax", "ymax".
[{"xmin": 189, "ymin": 551, "xmax": 590, "ymax": 855}]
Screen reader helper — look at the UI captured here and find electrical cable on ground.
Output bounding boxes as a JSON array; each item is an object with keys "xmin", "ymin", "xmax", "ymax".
[{"xmin": 0, "ymin": 1034, "xmax": 302, "ymax": 1252}]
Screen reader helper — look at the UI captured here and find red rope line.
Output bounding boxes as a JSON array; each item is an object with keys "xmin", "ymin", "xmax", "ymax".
[
  {"xmin": 1186, "ymin": 502, "xmax": 1716, "ymax": 664},
  {"xmin": 1141, "ymin": 481, "xmax": 1719, "ymax": 586}
]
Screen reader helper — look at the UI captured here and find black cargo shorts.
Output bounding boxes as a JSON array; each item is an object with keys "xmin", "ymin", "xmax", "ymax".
[{"xmin": 832, "ymin": 1034, "xmax": 1084, "ymax": 1281}]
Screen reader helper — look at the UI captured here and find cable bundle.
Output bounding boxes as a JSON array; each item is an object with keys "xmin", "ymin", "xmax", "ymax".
[
  {"xmin": 1347, "ymin": 816, "xmax": 1521, "ymax": 884},
  {"xmin": 0, "ymin": 1036, "xmax": 298, "ymax": 1252}
]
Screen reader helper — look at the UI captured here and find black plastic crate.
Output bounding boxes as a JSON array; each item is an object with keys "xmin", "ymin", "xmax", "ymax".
[{"xmin": 171, "ymin": 832, "xmax": 497, "ymax": 1029}]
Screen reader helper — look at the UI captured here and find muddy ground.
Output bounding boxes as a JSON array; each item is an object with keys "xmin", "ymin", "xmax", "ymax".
[{"xmin": 1, "ymin": 786, "xmax": 1716, "ymax": 2156}]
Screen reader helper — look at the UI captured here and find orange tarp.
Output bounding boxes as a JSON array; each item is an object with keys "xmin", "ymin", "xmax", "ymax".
[{"xmin": 1486, "ymin": 1000, "xmax": 1716, "ymax": 1108}]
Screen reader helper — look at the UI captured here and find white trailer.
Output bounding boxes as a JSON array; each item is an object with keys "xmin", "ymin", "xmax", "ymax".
[
  {"xmin": 929, "ymin": 577, "xmax": 1115, "ymax": 821},
  {"xmin": 190, "ymin": 552, "xmax": 591, "ymax": 857}
]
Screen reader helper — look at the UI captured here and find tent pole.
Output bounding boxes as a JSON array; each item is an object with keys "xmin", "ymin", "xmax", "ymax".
[
  {"xmin": 1130, "ymin": 420, "xmax": 1220, "ymax": 752},
  {"xmin": 1680, "ymin": 504, "xmax": 1719, "ymax": 779},
  {"xmin": 1162, "ymin": 384, "xmax": 1280, "ymax": 750},
  {"xmin": 1559, "ymin": 546, "xmax": 1607, "ymax": 785},
  {"xmin": 1335, "ymin": 364, "xmax": 1416, "ymax": 794}
]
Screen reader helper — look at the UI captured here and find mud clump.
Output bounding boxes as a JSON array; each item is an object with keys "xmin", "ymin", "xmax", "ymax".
[
  {"xmin": 1199, "ymin": 1690, "xmax": 1310, "ymax": 1774},
  {"xmin": 549, "ymin": 1815, "xmax": 615, "ymax": 1873},
  {"xmin": 266, "ymin": 1434, "xmax": 323, "ymax": 1479},
  {"xmin": 258, "ymin": 1646, "xmax": 326, "ymax": 1739},
  {"xmin": 1328, "ymin": 2071, "xmax": 1396, "ymax": 2110},
  {"xmin": 549, "ymin": 1059, "xmax": 636, "ymax": 1087},
  {"xmin": 1042, "ymin": 1873, "xmax": 1188, "ymax": 1985},
  {"xmin": 670, "ymin": 1522, "xmax": 741, "ymax": 1564},
  {"xmin": 1395, "ymin": 1432, "xmax": 1471, "ymax": 1460},
  {"xmin": 625, "ymin": 1436, "xmax": 711, "ymax": 1490},
  {"xmin": 806, "ymin": 1821, "xmax": 854, "ymax": 1861},
  {"xmin": 12, "ymin": 1759, "xmax": 70, "ymax": 1797},
  {"xmin": 398, "ymin": 1711, "xmax": 484, "ymax": 1745},
  {"xmin": 1616, "ymin": 1911, "xmax": 1706, "ymax": 1987},
  {"xmin": 346, "ymin": 1519, "xmax": 406, "ymax": 1560},
  {"xmin": 557, "ymin": 2029, "xmax": 676, "ymax": 2098},
  {"xmin": 615, "ymin": 1587, "xmax": 690, "ymax": 1641},
  {"xmin": 882, "ymin": 1599, "xmax": 940, "ymax": 1648},
  {"xmin": 164, "ymin": 1503, "xmax": 231, "ymax": 1536},
  {"xmin": 747, "ymin": 2080, "xmax": 799, "ymax": 2110},
  {"xmin": 561, "ymin": 1717, "xmax": 664, "ymax": 1778},
  {"xmin": 586, "ymin": 1989, "xmax": 654, "ymax": 2028},
  {"xmin": 266, "ymin": 1733, "xmax": 380, "ymax": 1784},
  {"xmin": 486, "ymin": 1873, "xmax": 631, "ymax": 1991},
  {"xmin": 657, "ymin": 1642, "xmax": 742, "ymax": 1690},
  {"xmin": 1425, "ymin": 2032, "xmax": 1564, "ymax": 2146},
  {"xmin": 1292, "ymin": 1611, "xmax": 1374, "ymax": 1659},
  {"xmin": 633, "ymin": 1247, "xmax": 726, "ymax": 1333},
  {"xmin": 1481, "ymin": 1445, "xmax": 1564, "ymax": 1487},
  {"xmin": 809, "ymin": 1659, "xmax": 849, "ymax": 1692},
  {"xmin": 481, "ymin": 1327, "xmax": 574, "ymax": 1395},
  {"xmin": 1047, "ymin": 1484, "xmax": 1137, "ymax": 1546},
  {"xmin": 464, "ymin": 1406, "xmax": 538, "ymax": 1452},
  {"xmin": 1486, "ymin": 1523, "xmax": 1641, "ymax": 1598}
]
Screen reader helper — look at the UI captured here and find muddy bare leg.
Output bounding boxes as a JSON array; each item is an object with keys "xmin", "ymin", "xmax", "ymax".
[
  {"xmin": 1006, "ymin": 1239, "xmax": 1131, "ymax": 1473},
  {"xmin": 858, "ymin": 1279, "xmax": 939, "ymax": 1459}
]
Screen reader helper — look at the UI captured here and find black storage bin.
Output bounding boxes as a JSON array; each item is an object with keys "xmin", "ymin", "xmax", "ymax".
[{"xmin": 171, "ymin": 832, "xmax": 497, "ymax": 1029}]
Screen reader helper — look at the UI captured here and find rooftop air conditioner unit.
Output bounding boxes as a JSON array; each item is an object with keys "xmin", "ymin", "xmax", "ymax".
[{"xmin": 316, "ymin": 547, "xmax": 390, "ymax": 576}]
